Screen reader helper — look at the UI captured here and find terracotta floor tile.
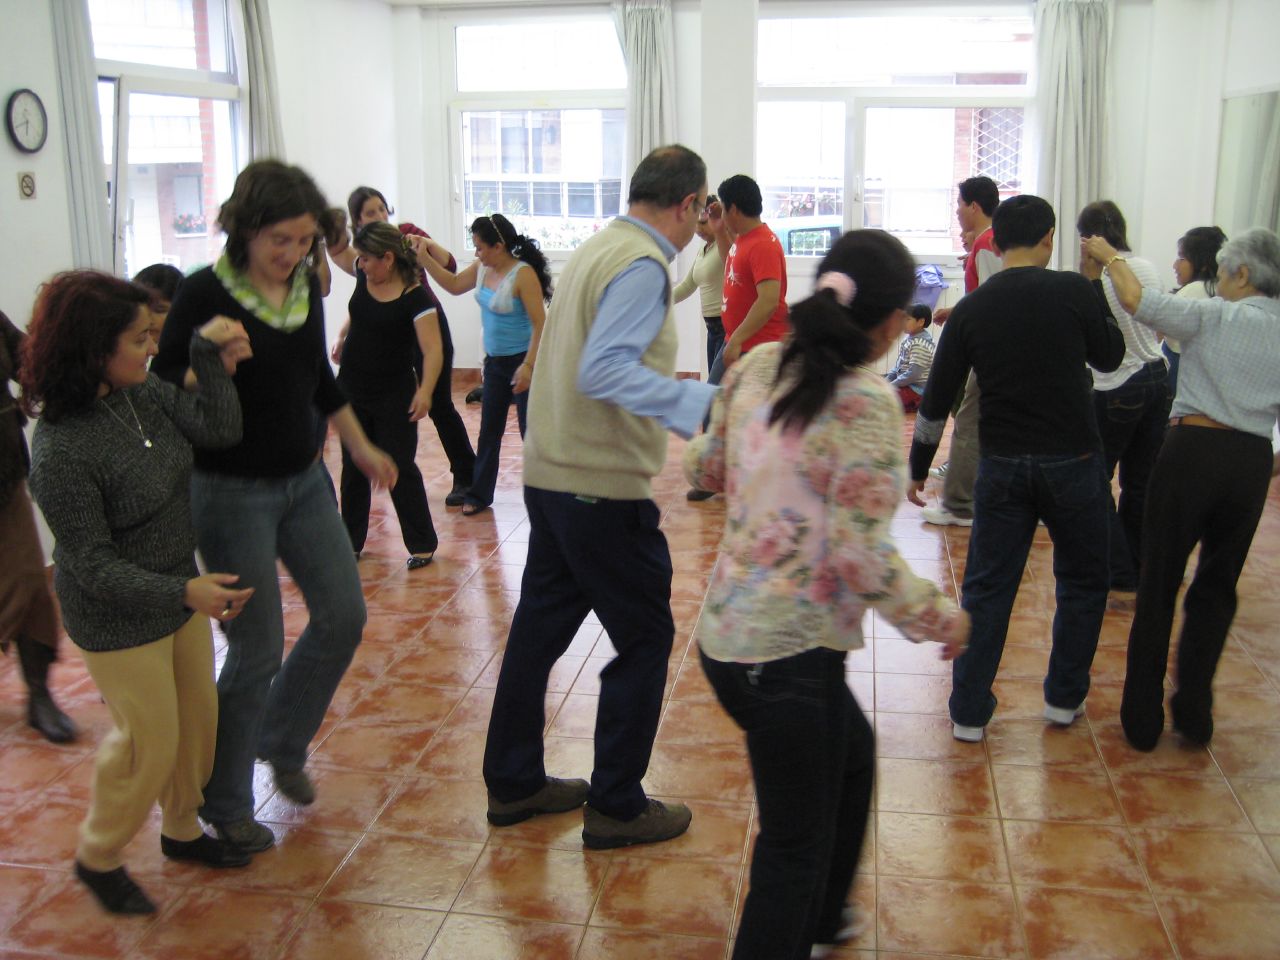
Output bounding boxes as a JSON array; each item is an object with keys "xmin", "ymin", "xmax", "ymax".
[
  {"xmin": 876, "ymin": 758, "xmax": 996, "ymax": 818},
  {"xmin": 983, "ymin": 717, "xmax": 1102, "ymax": 769},
  {"xmin": 1159, "ymin": 895, "xmax": 1280, "ymax": 959},
  {"xmin": 3, "ymin": 873, "xmax": 156, "ymax": 958},
  {"xmin": 423, "ymin": 614, "xmax": 509, "ymax": 653},
  {"xmin": 876, "ymin": 812, "xmax": 1008, "ymax": 883},
  {"xmin": 874, "ymin": 711, "xmax": 987, "ymax": 762},
  {"xmin": 991, "ymin": 764, "xmax": 1123, "ymax": 823},
  {"xmin": 478, "ymin": 653, "xmax": 586, "ymax": 694},
  {"xmin": 308, "ymin": 721, "xmax": 436, "ymax": 773},
  {"xmin": 0, "ymin": 795, "xmax": 85, "ymax": 868},
  {"xmin": 1210, "ymin": 729, "xmax": 1280, "ymax": 779},
  {"xmin": 371, "ymin": 776, "xmax": 493, "ymax": 844},
  {"xmin": 132, "ymin": 887, "xmax": 309, "ymax": 960},
  {"xmin": 278, "ymin": 900, "xmax": 446, "ymax": 960},
  {"xmin": 323, "ymin": 834, "xmax": 483, "ymax": 910},
  {"xmin": 1094, "ymin": 724, "xmax": 1221, "ymax": 778},
  {"xmin": 382, "ymin": 645, "xmax": 496, "ymax": 688},
  {"xmin": 875, "ymin": 876, "xmax": 1020, "ymax": 957},
  {"xmin": 591, "ymin": 856, "xmax": 738, "ymax": 938},
  {"xmin": 424, "ymin": 914, "xmax": 583, "ymax": 959},
  {"xmin": 1111, "ymin": 771, "xmax": 1250, "ymax": 830},
  {"xmin": 548, "ymin": 694, "xmax": 600, "ymax": 740},
  {"xmin": 642, "ymin": 742, "xmax": 753, "ymax": 804},
  {"xmin": 873, "ymin": 637, "xmax": 953, "ymax": 676},
  {"xmin": 576, "ymin": 926, "xmax": 726, "ymax": 960},
  {"xmin": 1003, "ymin": 820, "xmax": 1145, "ymax": 891},
  {"xmin": 991, "ymin": 677, "xmax": 1069, "ymax": 721},
  {"xmin": 1211, "ymin": 685, "xmax": 1280, "ymax": 731},
  {"xmin": 201, "ymin": 824, "xmax": 357, "ymax": 897},
  {"xmin": 1134, "ymin": 828, "xmax": 1280, "ymax": 900},
  {"xmin": 416, "ymin": 726, "xmax": 487, "ymax": 780},
  {"xmin": 874, "ymin": 673, "xmax": 951, "ymax": 715},
  {"xmin": 655, "ymin": 698, "xmax": 742, "ymax": 747},
  {"xmin": 618, "ymin": 799, "xmax": 751, "ymax": 864},
  {"xmin": 0, "ymin": 865, "xmax": 75, "ymax": 937},
  {"xmin": 254, "ymin": 765, "xmax": 399, "ymax": 832},
  {"xmin": 1017, "ymin": 886, "xmax": 1172, "ymax": 959},
  {"xmin": 344, "ymin": 680, "xmax": 466, "ymax": 727},
  {"xmin": 0, "ymin": 743, "xmax": 87, "ymax": 799},
  {"xmin": 453, "ymin": 845, "xmax": 609, "ymax": 924},
  {"xmin": 1233, "ymin": 777, "xmax": 1280, "ymax": 833}
]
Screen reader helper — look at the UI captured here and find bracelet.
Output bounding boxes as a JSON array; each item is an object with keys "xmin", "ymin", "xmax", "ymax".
[{"xmin": 1103, "ymin": 254, "xmax": 1127, "ymax": 272}]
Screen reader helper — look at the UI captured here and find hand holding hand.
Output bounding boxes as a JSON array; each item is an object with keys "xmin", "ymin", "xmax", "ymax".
[
  {"xmin": 906, "ymin": 478, "xmax": 927, "ymax": 507},
  {"xmin": 198, "ymin": 316, "xmax": 249, "ymax": 347},
  {"xmin": 185, "ymin": 573, "xmax": 255, "ymax": 622},
  {"xmin": 1082, "ymin": 236, "xmax": 1118, "ymax": 266}
]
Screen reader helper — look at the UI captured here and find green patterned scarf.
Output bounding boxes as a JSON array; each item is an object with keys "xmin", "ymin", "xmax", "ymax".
[{"xmin": 213, "ymin": 254, "xmax": 311, "ymax": 332}]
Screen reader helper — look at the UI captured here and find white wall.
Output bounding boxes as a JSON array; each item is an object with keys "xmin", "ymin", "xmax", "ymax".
[
  {"xmin": 1222, "ymin": 0, "xmax": 1280, "ymax": 96},
  {"xmin": 0, "ymin": 0, "xmax": 77, "ymax": 327}
]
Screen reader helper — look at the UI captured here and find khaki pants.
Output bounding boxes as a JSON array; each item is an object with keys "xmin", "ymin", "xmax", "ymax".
[
  {"xmin": 76, "ymin": 614, "xmax": 217, "ymax": 871},
  {"xmin": 942, "ymin": 370, "xmax": 981, "ymax": 518}
]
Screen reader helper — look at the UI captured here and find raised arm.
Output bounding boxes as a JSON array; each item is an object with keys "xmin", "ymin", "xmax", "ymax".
[{"xmin": 406, "ymin": 236, "xmax": 479, "ymax": 296}]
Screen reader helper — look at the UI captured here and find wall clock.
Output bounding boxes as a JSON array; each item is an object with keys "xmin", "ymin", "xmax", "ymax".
[{"xmin": 6, "ymin": 89, "xmax": 48, "ymax": 154}]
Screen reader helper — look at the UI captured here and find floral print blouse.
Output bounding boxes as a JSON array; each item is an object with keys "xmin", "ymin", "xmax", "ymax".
[{"xmin": 684, "ymin": 341, "xmax": 962, "ymax": 663}]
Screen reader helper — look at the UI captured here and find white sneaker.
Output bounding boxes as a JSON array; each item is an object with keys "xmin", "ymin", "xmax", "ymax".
[
  {"xmin": 922, "ymin": 505, "xmax": 973, "ymax": 527},
  {"xmin": 952, "ymin": 722, "xmax": 985, "ymax": 742},
  {"xmin": 811, "ymin": 906, "xmax": 868, "ymax": 958},
  {"xmin": 929, "ymin": 461, "xmax": 950, "ymax": 480},
  {"xmin": 1043, "ymin": 701, "xmax": 1086, "ymax": 726}
]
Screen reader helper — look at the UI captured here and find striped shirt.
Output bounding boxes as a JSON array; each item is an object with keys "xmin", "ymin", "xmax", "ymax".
[
  {"xmin": 1091, "ymin": 255, "xmax": 1165, "ymax": 391},
  {"xmin": 887, "ymin": 330, "xmax": 935, "ymax": 390}
]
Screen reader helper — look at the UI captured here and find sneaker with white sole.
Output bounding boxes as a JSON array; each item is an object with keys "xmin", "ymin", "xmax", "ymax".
[
  {"xmin": 811, "ymin": 905, "xmax": 869, "ymax": 958},
  {"xmin": 922, "ymin": 505, "xmax": 974, "ymax": 527},
  {"xmin": 929, "ymin": 462, "xmax": 950, "ymax": 480},
  {"xmin": 1043, "ymin": 700, "xmax": 1086, "ymax": 726},
  {"xmin": 952, "ymin": 722, "xmax": 985, "ymax": 742}
]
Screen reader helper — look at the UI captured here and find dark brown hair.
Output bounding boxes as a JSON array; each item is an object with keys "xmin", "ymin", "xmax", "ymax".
[{"xmin": 217, "ymin": 160, "xmax": 334, "ymax": 271}]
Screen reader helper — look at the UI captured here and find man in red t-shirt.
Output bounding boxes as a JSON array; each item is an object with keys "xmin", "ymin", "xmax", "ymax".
[
  {"xmin": 921, "ymin": 175, "xmax": 1001, "ymax": 527},
  {"xmin": 687, "ymin": 175, "xmax": 790, "ymax": 501}
]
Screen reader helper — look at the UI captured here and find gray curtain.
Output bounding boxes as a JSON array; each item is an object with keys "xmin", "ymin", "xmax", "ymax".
[
  {"xmin": 242, "ymin": 0, "xmax": 286, "ymax": 160},
  {"xmin": 1033, "ymin": 0, "xmax": 1113, "ymax": 268},
  {"xmin": 50, "ymin": 0, "xmax": 113, "ymax": 271},
  {"xmin": 613, "ymin": 0, "xmax": 677, "ymax": 180}
]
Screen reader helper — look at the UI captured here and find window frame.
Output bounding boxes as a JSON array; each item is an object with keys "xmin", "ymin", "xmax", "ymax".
[
  {"xmin": 437, "ymin": 7, "xmax": 627, "ymax": 258},
  {"xmin": 93, "ymin": 5, "xmax": 247, "ymax": 274},
  {"xmin": 756, "ymin": 2, "xmax": 1034, "ymax": 262}
]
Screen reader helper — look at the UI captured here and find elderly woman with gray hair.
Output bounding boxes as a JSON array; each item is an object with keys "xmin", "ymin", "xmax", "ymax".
[{"xmin": 1083, "ymin": 227, "xmax": 1280, "ymax": 752}]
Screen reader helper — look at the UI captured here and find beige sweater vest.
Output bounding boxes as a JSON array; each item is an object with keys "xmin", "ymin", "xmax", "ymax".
[{"xmin": 523, "ymin": 219, "xmax": 678, "ymax": 500}]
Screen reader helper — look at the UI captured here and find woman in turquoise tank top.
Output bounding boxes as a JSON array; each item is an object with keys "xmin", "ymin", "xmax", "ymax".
[{"xmin": 409, "ymin": 214, "xmax": 552, "ymax": 515}]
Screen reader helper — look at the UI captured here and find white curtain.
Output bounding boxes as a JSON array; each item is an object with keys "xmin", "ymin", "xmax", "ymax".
[
  {"xmin": 1032, "ymin": 0, "xmax": 1113, "ymax": 268},
  {"xmin": 613, "ymin": 0, "xmax": 678, "ymax": 181},
  {"xmin": 241, "ymin": 0, "xmax": 286, "ymax": 160},
  {"xmin": 50, "ymin": 0, "xmax": 113, "ymax": 271}
]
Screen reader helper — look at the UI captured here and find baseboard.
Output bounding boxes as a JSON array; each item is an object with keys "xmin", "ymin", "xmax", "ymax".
[{"xmin": 451, "ymin": 368, "xmax": 703, "ymax": 384}]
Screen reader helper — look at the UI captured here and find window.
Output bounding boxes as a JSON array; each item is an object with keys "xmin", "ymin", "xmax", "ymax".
[
  {"xmin": 757, "ymin": 8, "xmax": 1032, "ymax": 256},
  {"xmin": 449, "ymin": 16, "xmax": 625, "ymax": 252},
  {"xmin": 90, "ymin": 0, "xmax": 243, "ymax": 276}
]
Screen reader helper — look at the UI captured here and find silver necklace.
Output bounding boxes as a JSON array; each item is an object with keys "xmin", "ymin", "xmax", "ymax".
[{"xmin": 100, "ymin": 393, "xmax": 153, "ymax": 448}]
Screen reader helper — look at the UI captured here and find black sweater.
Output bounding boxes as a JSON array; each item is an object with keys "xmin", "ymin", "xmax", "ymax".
[
  {"xmin": 154, "ymin": 268, "xmax": 347, "ymax": 478},
  {"xmin": 909, "ymin": 268, "xmax": 1124, "ymax": 480}
]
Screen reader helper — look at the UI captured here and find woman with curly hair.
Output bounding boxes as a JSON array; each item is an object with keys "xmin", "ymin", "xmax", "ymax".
[
  {"xmin": 685, "ymin": 231, "xmax": 968, "ymax": 959},
  {"xmin": 337, "ymin": 220, "xmax": 444, "ymax": 568},
  {"xmin": 408, "ymin": 213, "xmax": 552, "ymax": 515},
  {"xmin": 23, "ymin": 271, "xmax": 252, "ymax": 913},
  {"xmin": 153, "ymin": 160, "xmax": 397, "ymax": 854}
]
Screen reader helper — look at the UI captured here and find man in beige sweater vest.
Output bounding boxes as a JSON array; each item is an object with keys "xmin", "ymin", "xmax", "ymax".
[{"xmin": 483, "ymin": 145, "xmax": 716, "ymax": 849}]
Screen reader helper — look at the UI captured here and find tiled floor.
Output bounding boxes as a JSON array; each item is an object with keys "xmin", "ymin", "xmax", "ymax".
[{"xmin": 2, "ymin": 382, "xmax": 1279, "ymax": 959}]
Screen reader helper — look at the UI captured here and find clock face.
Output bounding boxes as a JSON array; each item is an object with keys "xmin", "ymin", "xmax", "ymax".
[{"xmin": 6, "ymin": 89, "xmax": 48, "ymax": 154}]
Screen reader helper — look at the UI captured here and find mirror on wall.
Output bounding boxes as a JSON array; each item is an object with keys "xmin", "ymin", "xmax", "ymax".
[{"xmin": 1214, "ymin": 89, "xmax": 1280, "ymax": 236}]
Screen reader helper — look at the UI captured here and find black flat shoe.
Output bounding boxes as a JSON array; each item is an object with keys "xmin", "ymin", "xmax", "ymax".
[
  {"xmin": 461, "ymin": 502, "xmax": 490, "ymax": 517},
  {"xmin": 445, "ymin": 483, "xmax": 469, "ymax": 507},
  {"xmin": 161, "ymin": 832, "xmax": 252, "ymax": 868},
  {"xmin": 75, "ymin": 862, "xmax": 156, "ymax": 914},
  {"xmin": 407, "ymin": 554, "xmax": 434, "ymax": 570}
]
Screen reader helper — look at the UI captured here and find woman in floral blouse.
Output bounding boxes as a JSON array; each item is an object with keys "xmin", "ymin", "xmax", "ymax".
[{"xmin": 685, "ymin": 230, "xmax": 969, "ymax": 960}]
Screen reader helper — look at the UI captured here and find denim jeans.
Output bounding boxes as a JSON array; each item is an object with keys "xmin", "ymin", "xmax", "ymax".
[
  {"xmin": 468, "ymin": 351, "xmax": 528, "ymax": 509},
  {"xmin": 190, "ymin": 462, "xmax": 366, "ymax": 822},
  {"xmin": 1093, "ymin": 360, "xmax": 1171, "ymax": 589},
  {"xmin": 704, "ymin": 316, "xmax": 725, "ymax": 376},
  {"xmin": 701, "ymin": 647, "xmax": 873, "ymax": 960},
  {"xmin": 950, "ymin": 451, "xmax": 1110, "ymax": 728}
]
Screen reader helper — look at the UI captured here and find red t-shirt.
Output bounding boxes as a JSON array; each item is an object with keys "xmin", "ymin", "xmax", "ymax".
[
  {"xmin": 964, "ymin": 226, "xmax": 999, "ymax": 293},
  {"xmin": 721, "ymin": 224, "xmax": 789, "ymax": 350}
]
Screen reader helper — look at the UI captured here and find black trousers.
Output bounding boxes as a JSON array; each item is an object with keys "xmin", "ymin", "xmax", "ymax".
[
  {"xmin": 427, "ymin": 315, "xmax": 476, "ymax": 487},
  {"xmin": 339, "ymin": 378, "xmax": 438, "ymax": 556},
  {"xmin": 1121, "ymin": 424, "xmax": 1273, "ymax": 749},
  {"xmin": 483, "ymin": 487, "xmax": 674, "ymax": 819}
]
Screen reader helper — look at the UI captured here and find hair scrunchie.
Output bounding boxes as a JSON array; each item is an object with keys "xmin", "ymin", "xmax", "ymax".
[{"xmin": 815, "ymin": 271, "xmax": 857, "ymax": 307}]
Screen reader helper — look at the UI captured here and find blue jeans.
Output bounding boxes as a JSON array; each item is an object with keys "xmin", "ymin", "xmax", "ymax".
[
  {"xmin": 1093, "ymin": 360, "xmax": 1171, "ymax": 589},
  {"xmin": 950, "ymin": 452, "xmax": 1110, "ymax": 728},
  {"xmin": 468, "ymin": 351, "xmax": 528, "ymax": 509},
  {"xmin": 701, "ymin": 647, "xmax": 873, "ymax": 960},
  {"xmin": 190, "ymin": 462, "xmax": 366, "ymax": 822},
  {"xmin": 704, "ymin": 316, "xmax": 725, "ymax": 376}
]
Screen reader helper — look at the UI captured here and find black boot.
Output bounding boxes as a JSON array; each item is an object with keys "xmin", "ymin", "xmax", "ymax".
[{"xmin": 16, "ymin": 635, "xmax": 77, "ymax": 744}]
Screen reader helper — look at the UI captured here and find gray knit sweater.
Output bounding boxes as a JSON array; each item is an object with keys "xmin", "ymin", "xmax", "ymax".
[{"xmin": 28, "ymin": 335, "xmax": 241, "ymax": 651}]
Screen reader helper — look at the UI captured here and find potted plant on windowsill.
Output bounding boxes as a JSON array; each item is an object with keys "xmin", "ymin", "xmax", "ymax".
[{"xmin": 173, "ymin": 213, "xmax": 207, "ymax": 236}]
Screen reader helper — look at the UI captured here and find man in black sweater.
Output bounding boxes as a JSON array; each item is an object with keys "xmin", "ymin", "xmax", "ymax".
[{"xmin": 906, "ymin": 194, "xmax": 1125, "ymax": 743}]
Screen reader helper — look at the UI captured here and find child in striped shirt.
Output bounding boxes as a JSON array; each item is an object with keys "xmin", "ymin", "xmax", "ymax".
[{"xmin": 885, "ymin": 303, "xmax": 935, "ymax": 412}]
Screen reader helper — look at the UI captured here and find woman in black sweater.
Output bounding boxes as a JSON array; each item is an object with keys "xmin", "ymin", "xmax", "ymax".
[
  {"xmin": 153, "ymin": 161, "xmax": 396, "ymax": 855},
  {"xmin": 24, "ymin": 271, "xmax": 253, "ymax": 914}
]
